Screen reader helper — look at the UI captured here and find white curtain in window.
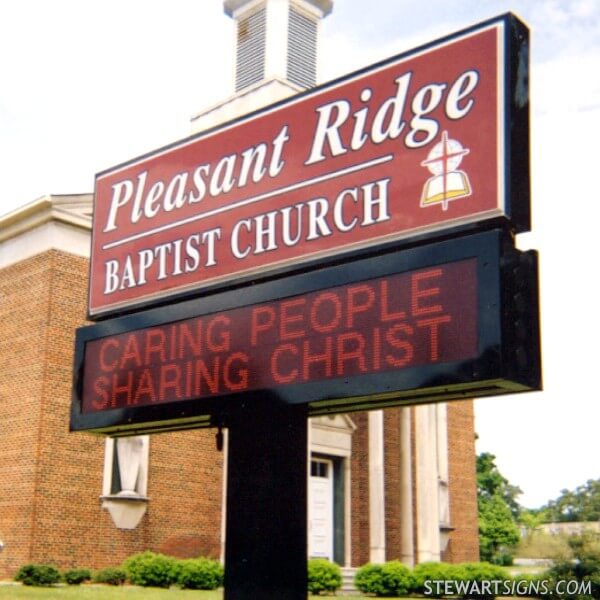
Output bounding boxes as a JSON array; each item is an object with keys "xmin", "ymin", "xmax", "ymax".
[{"xmin": 116, "ymin": 437, "xmax": 144, "ymax": 496}]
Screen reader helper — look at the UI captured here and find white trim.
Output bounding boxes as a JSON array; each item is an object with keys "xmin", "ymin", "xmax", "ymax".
[
  {"xmin": 0, "ymin": 221, "xmax": 91, "ymax": 269},
  {"xmin": 415, "ymin": 404, "xmax": 441, "ymax": 563},
  {"xmin": 264, "ymin": 0, "xmax": 289, "ymax": 81},
  {"xmin": 220, "ymin": 429, "xmax": 229, "ymax": 564},
  {"xmin": 102, "ymin": 438, "xmax": 115, "ymax": 497},
  {"xmin": 368, "ymin": 410, "xmax": 386, "ymax": 563},
  {"xmin": 0, "ymin": 194, "xmax": 92, "ymax": 269},
  {"xmin": 0, "ymin": 194, "xmax": 92, "ymax": 241}
]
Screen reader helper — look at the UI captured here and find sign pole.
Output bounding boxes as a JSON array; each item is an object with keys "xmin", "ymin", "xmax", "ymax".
[{"xmin": 223, "ymin": 398, "xmax": 308, "ymax": 600}]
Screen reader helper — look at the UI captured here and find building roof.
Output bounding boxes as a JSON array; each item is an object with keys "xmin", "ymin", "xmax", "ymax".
[{"xmin": 0, "ymin": 194, "xmax": 93, "ymax": 268}]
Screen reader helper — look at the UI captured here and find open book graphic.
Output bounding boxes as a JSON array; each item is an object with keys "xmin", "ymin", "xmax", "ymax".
[{"xmin": 421, "ymin": 170, "xmax": 471, "ymax": 210}]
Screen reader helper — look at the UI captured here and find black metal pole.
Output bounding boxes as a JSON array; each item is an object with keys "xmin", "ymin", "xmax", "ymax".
[{"xmin": 223, "ymin": 398, "xmax": 308, "ymax": 600}]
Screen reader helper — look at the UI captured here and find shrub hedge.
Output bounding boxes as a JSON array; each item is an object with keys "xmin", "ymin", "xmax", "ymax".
[
  {"xmin": 177, "ymin": 557, "xmax": 224, "ymax": 590},
  {"xmin": 412, "ymin": 561, "xmax": 461, "ymax": 596},
  {"xmin": 63, "ymin": 567, "xmax": 92, "ymax": 585},
  {"xmin": 14, "ymin": 564, "xmax": 61, "ymax": 586},
  {"xmin": 15, "ymin": 555, "xmax": 548, "ymax": 596},
  {"xmin": 92, "ymin": 566, "xmax": 127, "ymax": 586},
  {"xmin": 122, "ymin": 551, "xmax": 180, "ymax": 588},
  {"xmin": 355, "ymin": 561, "xmax": 414, "ymax": 597},
  {"xmin": 356, "ymin": 560, "xmax": 518, "ymax": 598},
  {"xmin": 307, "ymin": 558, "xmax": 342, "ymax": 594}
]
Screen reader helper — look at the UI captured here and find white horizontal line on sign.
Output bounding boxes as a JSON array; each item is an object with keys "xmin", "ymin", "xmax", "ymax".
[{"xmin": 102, "ymin": 153, "xmax": 394, "ymax": 250}]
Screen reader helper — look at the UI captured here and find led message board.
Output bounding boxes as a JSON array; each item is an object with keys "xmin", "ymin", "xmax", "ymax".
[
  {"xmin": 88, "ymin": 13, "xmax": 529, "ymax": 319},
  {"xmin": 72, "ymin": 229, "xmax": 541, "ymax": 435}
]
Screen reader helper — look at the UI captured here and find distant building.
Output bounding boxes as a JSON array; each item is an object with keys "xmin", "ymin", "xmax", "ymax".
[
  {"xmin": 0, "ymin": 0, "xmax": 479, "ymax": 579},
  {"xmin": 538, "ymin": 522, "xmax": 600, "ymax": 536}
]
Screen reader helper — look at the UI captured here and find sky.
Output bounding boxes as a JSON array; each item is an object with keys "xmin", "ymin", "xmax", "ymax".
[{"xmin": 1, "ymin": 0, "xmax": 599, "ymax": 509}]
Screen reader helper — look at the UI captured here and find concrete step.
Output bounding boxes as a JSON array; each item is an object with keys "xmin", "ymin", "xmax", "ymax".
[{"xmin": 340, "ymin": 567, "xmax": 359, "ymax": 595}]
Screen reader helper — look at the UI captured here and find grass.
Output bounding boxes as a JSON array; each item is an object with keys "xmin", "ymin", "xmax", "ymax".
[
  {"xmin": 0, "ymin": 586, "xmax": 222, "ymax": 599},
  {"xmin": 515, "ymin": 531, "xmax": 571, "ymax": 560},
  {"xmin": 0, "ymin": 586, "xmax": 385, "ymax": 600}
]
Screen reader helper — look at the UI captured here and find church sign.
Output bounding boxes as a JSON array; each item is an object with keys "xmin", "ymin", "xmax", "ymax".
[
  {"xmin": 72, "ymin": 229, "xmax": 541, "ymax": 435},
  {"xmin": 88, "ymin": 14, "xmax": 529, "ymax": 319}
]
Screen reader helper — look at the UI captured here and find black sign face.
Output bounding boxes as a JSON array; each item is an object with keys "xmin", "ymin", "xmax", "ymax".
[{"xmin": 71, "ymin": 229, "xmax": 541, "ymax": 435}]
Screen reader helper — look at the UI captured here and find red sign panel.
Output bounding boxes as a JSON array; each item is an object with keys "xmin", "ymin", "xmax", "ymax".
[
  {"xmin": 90, "ymin": 16, "xmax": 525, "ymax": 318},
  {"xmin": 82, "ymin": 259, "xmax": 477, "ymax": 414}
]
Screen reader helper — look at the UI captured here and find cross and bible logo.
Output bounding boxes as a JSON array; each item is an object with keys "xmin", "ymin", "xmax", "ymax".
[{"xmin": 420, "ymin": 131, "xmax": 472, "ymax": 211}]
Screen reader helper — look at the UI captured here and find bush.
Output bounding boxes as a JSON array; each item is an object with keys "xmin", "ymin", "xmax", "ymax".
[
  {"xmin": 123, "ymin": 551, "xmax": 180, "ymax": 588},
  {"xmin": 457, "ymin": 562, "xmax": 511, "ymax": 600},
  {"xmin": 355, "ymin": 561, "xmax": 414, "ymax": 597},
  {"xmin": 92, "ymin": 567, "xmax": 127, "ymax": 586},
  {"xmin": 380, "ymin": 561, "xmax": 414, "ymax": 597},
  {"xmin": 355, "ymin": 563, "xmax": 386, "ymax": 595},
  {"xmin": 512, "ymin": 573, "xmax": 552, "ymax": 598},
  {"xmin": 547, "ymin": 532, "xmax": 600, "ymax": 599},
  {"xmin": 491, "ymin": 550, "xmax": 514, "ymax": 566},
  {"xmin": 63, "ymin": 567, "xmax": 92, "ymax": 585},
  {"xmin": 412, "ymin": 561, "xmax": 462, "ymax": 597},
  {"xmin": 177, "ymin": 558, "xmax": 224, "ymax": 590},
  {"xmin": 14, "ymin": 564, "xmax": 61, "ymax": 586},
  {"xmin": 307, "ymin": 558, "xmax": 342, "ymax": 594}
]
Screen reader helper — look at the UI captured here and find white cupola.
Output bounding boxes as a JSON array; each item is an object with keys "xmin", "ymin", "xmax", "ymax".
[
  {"xmin": 191, "ymin": 0, "xmax": 332, "ymax": 133},
  {"xmin": 225, "ymin": 0, "xmax": 332, "ymax": 91}
]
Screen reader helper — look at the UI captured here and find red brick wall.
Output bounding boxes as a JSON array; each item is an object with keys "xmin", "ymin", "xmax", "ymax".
[
  {"xmin": 350, "ymin": 411, "xmax": 369, "ymax": 567},
  {"xmin": 384, "ymin": 408, "xmax": 402, "ymax": 560},
  {"xmin": 444, "ymin": 400, "xmax": 480, "ymax": 562},
  {"xmin": 0, "ymin": 253, "xmax": 53, "ymax": 576},
  {"xmin": 0, "ymin": 251, "xmax": 223, "ymax": 578}
]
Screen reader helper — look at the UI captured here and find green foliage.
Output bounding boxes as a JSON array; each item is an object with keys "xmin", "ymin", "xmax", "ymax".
[
  {"xmin": 512, "ymin": 572, "xmax": 551, "ymax": 598},
  {"xmin": 355, "ymin": 563, "xmax": 387, "ymax": 595},
  {"xmin": 540, "ymin": 479, "xmax": 600, "ymax": 523},
  {"xmin": 177, "ymin": 558, "xmax": 224, "ymax": 590},
  {"xmin": 479, "ymin": 491, "xmax": 520, "ymax": 563},
  {"xmin": 14, "ymin": 563, "xmax": 61, "ymax": 586},
  {"xmin": 547, "ymin": 532, "xmax": 600, "ymax": 599},
  {"xmin": 379, "ymin": 561, "xmax": 414, "ymax": 597},
  {"xmin": 307, "ymin": 558, "xmax": 342, "ymax": 594},
  {"xmin": 122, "ymin": 551, "xmax": 180, "ymax": 588},
  {"xmin": 477, "ymin": 452, "xmax": 522, "ymax": 518},
  {"xmin": 412, "ymin": 561, "xmax": 462, "ymax": 596},
  {"xmin": 92, "ymin": 566, "xmax": 127, "ymax": 585},
  {"xmin": 458, "ymin": 561, "xmax": 511, "ymax": 599},
  {"xmin": 354, "ymin": 561, "xmax": 414, "ymax": 597},
  {"xmin": 63, "ymin": 568, "xmax": 92, "ymax": 585},
  {"xmin": 476, "ymin": 452, "xmax": 521, "ymax": 565}
]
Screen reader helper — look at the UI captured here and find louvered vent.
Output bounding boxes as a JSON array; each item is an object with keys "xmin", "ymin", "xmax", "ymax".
[
  {"xmin": 287, "ymin": 6, "xmax": 317, "ymax": 88},
  {"xmin": 235, "ymin": 6, "xmax": 266, "ymax": 91}
]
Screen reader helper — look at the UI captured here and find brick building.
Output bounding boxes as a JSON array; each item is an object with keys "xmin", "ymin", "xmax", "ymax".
[{"xmin": 0, "ymin": 0, "xmax": 479, "ymax": 579}]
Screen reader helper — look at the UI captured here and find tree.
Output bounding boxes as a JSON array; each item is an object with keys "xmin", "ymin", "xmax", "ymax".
[
  {"xmin": 477, "ymin": 452, "xmax": 523, "ymax": 519},
  {"xmin": 479, "ymin": 494, "xmax": 521, "ymax": 564},
  {"xmin": 540, "ymin": 479, "xmax": 600, "ymax": 523},
  {"xmin": 476, "ymin": 452, "xmax": 522, "ymax": 564}
]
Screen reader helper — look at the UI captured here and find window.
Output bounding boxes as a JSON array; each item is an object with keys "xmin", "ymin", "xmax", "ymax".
[
  {"xmin": 287, "ymin": 6, "xmax": 317, "ymax": 88},
  {"xmin": 102, "ymin": 436, "xmax": 149, "ymax": 499},
  {"xmin": 235, "ymin": 5, "xmax": 266, "ymax": 91},
  {"xmin": 311, "ymin": 459, "xmax": 329, "ymax": 478}
]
